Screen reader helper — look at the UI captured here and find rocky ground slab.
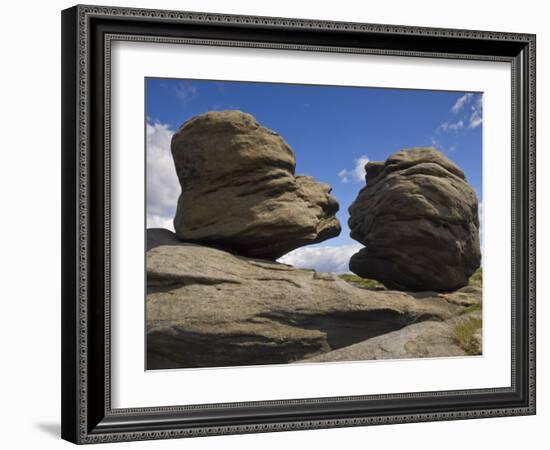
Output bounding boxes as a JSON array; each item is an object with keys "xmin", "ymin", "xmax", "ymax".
[
  {"xmin": 146, "ymin": 229, "xmax": 481, "ymax": 369},
  {"xmin": 301, "ymin": 310, "xmax": 482, "ymax": 362}
]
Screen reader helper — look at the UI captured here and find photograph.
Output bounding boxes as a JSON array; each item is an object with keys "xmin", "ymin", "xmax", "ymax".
[
  {"xmin": 56, "ymin": 3, "xmax": 536, "ymax": 445},
  {"xmin": 145, "ymin": 78, "xmax": 484, "ymax": 370}
]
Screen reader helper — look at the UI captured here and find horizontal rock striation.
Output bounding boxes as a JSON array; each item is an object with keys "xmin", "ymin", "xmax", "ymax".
[
  {"xmin": 146, "ymin": 229, "xmax": 480, "ymax": 369},
  {"xmin": 348, "ymin": 147, "xmax": 481, "ymax": 292},
  {"xmin": 170, "ymin": 110, "xmax": 341, "ymax": 260},
  {"xmin": 301, "ymin": 310, "xmax": 482, "ymax": 363}
]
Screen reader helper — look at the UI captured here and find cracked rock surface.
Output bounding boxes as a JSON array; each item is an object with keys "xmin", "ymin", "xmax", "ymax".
[
  {"xmin": 301, "ymin": 310, "xmax": 482, "ymax": 362},
  {"xmin": 146, "ymin": 229, "xmax": 481, "ymax": 369},
  {"xmin": 170, "ymin": 110, "xmax": 341, "ymax": 260},
  {"xmin": 348, "ymin": 147, "xmax": 481, "ymax": 292}
]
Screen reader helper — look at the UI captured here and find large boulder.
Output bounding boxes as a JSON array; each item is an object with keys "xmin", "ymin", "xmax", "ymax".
[
  {"xmin": 146, "ymin": 229, "xmax": 480, "ymax": 370},
  {"xmin": 170, "ymin": 110, "xmax": 341, "ymax": 260},
  {"xmin": 348, "ymin": 148, "xmax": 481, "ymax": 292}
]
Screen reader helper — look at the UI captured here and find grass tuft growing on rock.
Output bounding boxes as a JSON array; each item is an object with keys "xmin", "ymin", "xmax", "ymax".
[
  {"xmin": 341, "ymin": 268, "xmax": 482, "ymax": 291},
  {"xmin": 460, "ymin": 303, "xmax": 482, "ymax": 315},
  {"xmin": 469, "ymin": 268, "xmax": 482, "ymax": 288},
  {"xmin": 338, "ymin": 274, "xmax": 385, "ymax": 290},
  {"xmin": 452, "ymin": 317, "xmax": 482, "ymax": 355}
]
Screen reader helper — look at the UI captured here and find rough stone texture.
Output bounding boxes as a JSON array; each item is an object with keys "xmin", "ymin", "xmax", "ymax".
[
  {"xmin": 302, "ymin": 310, "xmax": 482, "ymax": 363},
  {"xmin": 146, "ymin": 229, "xmax": 481, "ymax": 370},
  {"xmin": 170, "ymin": 110, "xmax": 341, "ymax": 260},
  {"xmin": 146, "ymin": 227, "xmax": 181, "ymax": 251},
  {"xmin": 470, "ymin": 330, "xmax": 483, "ymax": 355},
  {"xmin": 301, "ymin": 321, "xmax": 466, "ymax": 361},
  {"xmin": 348, "ymin": 147, "xmax": 481, "ymax": 292}
]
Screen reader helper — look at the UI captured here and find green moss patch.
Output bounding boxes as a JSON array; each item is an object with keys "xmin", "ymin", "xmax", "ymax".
[
  {"xmin": 469, "ymin": 268, "xmax": 482, "ymax": 288},
  {"xmin": 339, "ymin": 274, "xmax": 385, "ymax": 290},
  {"xmin": 452, "ymin": 317, "xmax": 482, "ymax": 355}
]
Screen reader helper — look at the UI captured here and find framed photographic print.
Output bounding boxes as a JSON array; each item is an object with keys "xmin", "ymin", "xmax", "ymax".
[{"xmin": 61, "ymin": 4, "xmax": 536, "ymax": 444}]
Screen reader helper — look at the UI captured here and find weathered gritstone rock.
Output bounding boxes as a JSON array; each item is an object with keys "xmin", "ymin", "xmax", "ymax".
[
  {"xmin": 348, "ymin": 147, "xmax": 481, "ymax": 292},
  {"xmin": 146, "ymin": 229, "xmax": 481, "ymax": 370},
  {"xmin": 170, "ymin": 110, "xmax": 341, "ymax": 260},
  {"xmin": 301, "ymin": 310, "xmax": 482, "ymax": 363}
]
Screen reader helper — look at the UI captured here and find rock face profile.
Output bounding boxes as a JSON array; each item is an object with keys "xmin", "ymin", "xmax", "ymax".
[
  {"xmin": 348, "ymin": 148, "xmax": 481, "ymax": 292},
  {"xmin": 171, "ymin": 110, "xmax": 341, "ymax": 260},
  {"xmin": 146, "ymin": 229, "xmax": 481, "ymax": 369}
]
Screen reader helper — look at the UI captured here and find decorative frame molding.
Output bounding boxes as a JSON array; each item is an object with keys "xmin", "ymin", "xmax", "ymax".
[{"xmin": 61, "ymin": 4, "xmax": 536, "ymax": 444}]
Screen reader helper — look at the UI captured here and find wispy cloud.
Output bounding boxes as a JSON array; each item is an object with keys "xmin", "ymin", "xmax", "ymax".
[
  {"xmin": 430, "ymin": 136, "xmax": 456, "ymax": 154},
  {"xmin": 433, "ymin": 93, "xmax": 482, "ymax": 153},
  {"xmin": 278, "ymin": 244, "xmax": 363, "ymax": 273},
  {"xmin": 446, "ymin": 93, "xmax": 482, "ymax": 129},
  {"xmin": 147, "ymin": 214, "xmax": 175, "ymax": 232},
  {"xmin": 338, "ymin": 155, "xmax": 370, "ymax": 184},
  {"xmin": 451, "ymin": 93, "xmax": 473, "ymax": 114},
  {"xmin": 146, "ymin": 121, "xmax": 180, "ymax": 230},
  {"xmin": 469, "ymin": 96, "xmax": 483, "ymax": 129},
  {"xmin": 470, "ymin": 111, "xmax": 482, "ymax": 128},
  {"xmin": 439, "ymin": 120, "xmax": 464, "ymax": 132},
  {"xmin": 337, "ymin": 169, "xmax": 349, "ymax": 184},
  {"xmin": 174, "ymin": 81, "xmax": 198, "ymax": 105},
  {"xmin": 210, "ymin": 104, "xmax": 241, "ymax": 111}
]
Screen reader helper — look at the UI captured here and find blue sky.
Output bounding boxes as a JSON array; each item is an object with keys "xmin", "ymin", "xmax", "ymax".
[{"xmin": 146, "ymin": 78, "xmax": 482, "ymax": 272}]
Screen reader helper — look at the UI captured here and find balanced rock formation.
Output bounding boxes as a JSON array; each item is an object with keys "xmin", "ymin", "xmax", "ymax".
[
  {"xmin": 170, "ymin": 110, "xmax": 341, "ymax": 260},
  {"xmin": 146, "ymin": 229, "xmax": 480, "ymax": 370},
  {"xmin": 348, "ymin": 148, "xmax": 481, "ymax": 292}
]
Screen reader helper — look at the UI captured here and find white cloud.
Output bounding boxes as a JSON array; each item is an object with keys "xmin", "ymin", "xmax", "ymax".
[
  {"xmin": 469, "ymin": 97, "xmax": 483, "ymax": 128},
  {"xmin": 469, "ymin": 111, "xmax": 482, "ymax": 128},
  {"xmin": 451, "ymin": 93, "xmax": 473, "ymax": 114},
  {"xmin": 354, "ymin": 155, "xmax": 370, "ymax": 181},
  {"xmin": 337, "ymin": 169, "xmax": 349, "ymax": 184},
  {"xmin": 174, "ymin": 81, "xmax": 197, "ymax": 104},
  {"xmin": 146, "ymin": 121, "xmax": 180, "ymax": 230},
  {"xmin": 338, "ymin": 154, "xmax": 370, "ymax": 184},
  {"xmin": 429, "ymin": 137, "xmax": 455, "ymax": 154},
  {"xmin": 434, "ymin": 93, "xmax": 482, "ymax": 150},
  {"xmin": 449, "ymin": 93, "xmax": 482, "ymax": 128},
  {"xmin": 147, "ymin": 214, "xmax": 175, "ymax": 232},
  {"xmin": 278, "ymin": 244, "xmax": 363, "ymax": 273},
  {"xmin": 439, "ymin": 120, "xmax": 464, "ymax": 132},
  {"xmin": 337, "ymin": 169, "xmax": 349, "ymax": 183}
]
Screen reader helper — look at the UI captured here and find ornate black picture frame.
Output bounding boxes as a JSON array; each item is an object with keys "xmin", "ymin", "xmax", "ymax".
[{"xmin": 61, "ymin": 4, "xmax": 536, "ymax": 444}]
